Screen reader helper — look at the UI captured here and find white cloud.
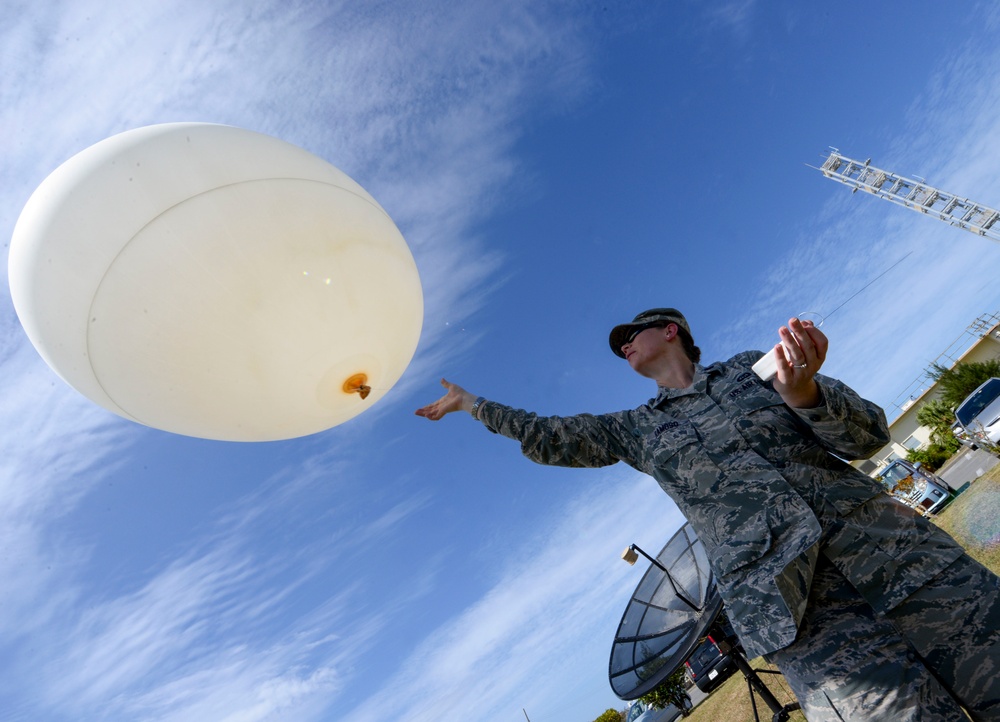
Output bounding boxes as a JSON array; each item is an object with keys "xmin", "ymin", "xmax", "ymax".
[
  {"xmin": 0, "ymin": 0, "xmax": 594, "ymax": 430},
  {"xmin": 1, "ymin": 7, "xmax": 599, "ymax": 714},
  {"xmin": 706, "ymin": 0, "xmax": 757, "ymax": 42},
  {"xmin": 0, "ymin": 343, "xmax": 128, "ymax": 638},
  {"xmin": 11, "ymin": 458, "xmax": 434, "ymax": 721},
  {"xmin": 8, "ymin": 3, "xmax": 1000, "ymax": 721},
  {"xmin": 715, "ymin": 18, "xmax": 1000, "ymax": 410},
  {"xmin": 344, "ymin": 470, "xmax": 682, "ymax": 722}
]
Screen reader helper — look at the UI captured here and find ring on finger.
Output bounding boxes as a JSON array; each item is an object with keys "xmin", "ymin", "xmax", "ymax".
[{"xmin": 794, "ymin": 363, "xmax": 808, "ymax": 369}]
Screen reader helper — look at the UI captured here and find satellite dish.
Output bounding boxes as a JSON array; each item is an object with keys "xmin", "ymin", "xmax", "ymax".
[
  {"xmin": 609, "ymin": 523, "xmax": 801, "ymax": 722},
  {"xmin": 608, "ymin": 522, "xmax": 722, "ymax": 700},
  {"xmin": 8, "ymin": 123, "xmax": 423, "ymax": 441}
]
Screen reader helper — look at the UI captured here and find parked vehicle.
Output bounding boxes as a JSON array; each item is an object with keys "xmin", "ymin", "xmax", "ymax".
[
  {"xmin": 952, "ymin": 419, "xmax": 978, "ymax": 449},
  {"xmin": 684, "ymin": 633, "xmax": 738, "ymax": 693},
  {"xmin": 955, "ymin": 377, "xmax": 1000, "ymax": 447},
  {"xmin": 876, "ymin": 459, "xmax": 952, "ymax": 515},
  {"xmin": 625, "ymin": 699, "xmax": 682, "ymax": 722}
]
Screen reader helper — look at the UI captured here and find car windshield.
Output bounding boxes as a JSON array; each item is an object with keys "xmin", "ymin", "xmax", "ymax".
[
  {"xmin": 627, "ymin": 702, "xmax": 647, "ymax": 722},
  {"xmin": 880, "ymin": 464, "xmax": 911, "ymax": 485},
  {"xmin": 956, "ymin": 379, "xmax": 1000, "ymax": 425}
]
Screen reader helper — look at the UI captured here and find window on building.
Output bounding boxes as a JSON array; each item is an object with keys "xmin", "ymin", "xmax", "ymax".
[{"xmin": 856, "ymin": 460, "xmax": 877, "ymax": 475}]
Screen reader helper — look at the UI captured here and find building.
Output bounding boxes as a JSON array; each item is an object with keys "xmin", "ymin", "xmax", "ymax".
[{"xmin": 853, "ymin": 311, "xmax": 1000, "ymax": 475}]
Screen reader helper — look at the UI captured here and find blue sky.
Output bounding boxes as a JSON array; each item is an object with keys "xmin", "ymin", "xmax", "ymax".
[{"xmin": 3, "ymin": 2, "xmax": 1000, "ymax": 721}]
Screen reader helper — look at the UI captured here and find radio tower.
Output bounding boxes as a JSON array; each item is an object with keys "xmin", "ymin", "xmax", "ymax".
[{"xmin": 814, "ymin": 150, "xmax": 1000, "ymax": 242}]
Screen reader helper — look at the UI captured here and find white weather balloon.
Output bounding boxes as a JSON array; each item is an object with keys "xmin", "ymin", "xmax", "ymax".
[{"xmin": 9, "ymin": 123, "xmax": 423, "ymax": 441}]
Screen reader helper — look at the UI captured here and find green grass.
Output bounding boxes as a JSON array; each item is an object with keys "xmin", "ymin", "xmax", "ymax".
[
  {"xmin": 933, "ymin": 463, "xmax": 1000, "ymax": 571},
  {"xmin": 683, "ymin": 661, "xmax": 806, "ymax": 722},
  {"xmin": 681, "ymin": 466, "xmax": 1000, "ymax": 722}
]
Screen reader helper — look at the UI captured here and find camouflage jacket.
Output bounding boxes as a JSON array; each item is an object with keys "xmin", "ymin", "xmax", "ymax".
[{"xmin": 477, "ymin": 350, "xmax": 964, "ymax": 658}]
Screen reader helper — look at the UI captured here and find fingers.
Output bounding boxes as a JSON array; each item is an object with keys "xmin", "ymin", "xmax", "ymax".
[
  {"xmin": 772, "ymin": 342, "xmax": 801, "ymax": 381},
  {"xmin": 416, "ymin": 393, "xmax": 453, "ymax": 420},
  {"xmin": 801, "ymin": 322, "xmax": 828, "ymax": 363},
  {"xmin": 415, "ymin": 384, "xmax": 450, "ymax": 420},
  {"xmin": 778, "ymin": 317, "xmax": 825, "ymax": 370},
  {"xmin": 439, "ymin": 377, "xmax": 464, "ymax": 394},
  {"xmin": 772, "ymin": 317, "xmax": 827, "ymax": 408},
  {"xmin": 414, "ymin": 402, "xmax": 443, "ymax": 420},
  {"xmin": 414, "ymin": 378, "xmax": 468, "ymax": 421}
]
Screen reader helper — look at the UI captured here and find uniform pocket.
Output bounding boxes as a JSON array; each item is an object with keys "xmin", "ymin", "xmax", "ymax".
[
  {"xmin": 731, "ymin": 385, "xmax": 784, "ymax": 412},
  {"xmin": 709, "ymin": 506, "xmax": 774, "ymax": 577},
  {"xmin": 731, "ymin": 385, "xmax": 809, "ymax": 455},
  {"xmin": 645, "ymin": 419, "xmax": 700, "ymax": 469}
]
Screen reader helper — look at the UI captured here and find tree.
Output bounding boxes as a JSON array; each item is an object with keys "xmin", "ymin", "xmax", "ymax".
[
  {"xmin": 592, "ymin": 708, "xmax": 625, "ymax": 722},
  {"xmin": 910, "ymin": 361, "xmax": 1000, "ymax": 468},
  {"xmin": 928, "ymin": 360, "xmax": 1000, "ymax": 409},
  {"xmin": 913, "ymin": 398, "xmax": 962, "ymax": 466},
  {"xmin": 906, "ymin": 444, "xmax": 957, "ymax": 472},
  {"xmin": 639, "ymin": 667, "xmax": 692, "ymax": 716},
  {"xmin": 916, "ymin": 398, "xmax": 960, "ymax": 437}
]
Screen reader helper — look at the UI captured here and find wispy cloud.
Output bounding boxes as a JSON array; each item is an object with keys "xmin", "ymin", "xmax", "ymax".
[
  {"xmin": 9, "ymin": 3, "xmax": 1000, "ymax": 722},
  {"xmin": 0, "ymin": 343, "xmax": 127, "ymax": 639},
  {"xmin": 715, "ymin": 15, "xmax": 1000, "ymax": 406},
  {"xmin": 9, "ymin": 451, "xmax": 434, "ymax": 721},
  {"xmin": 705, "ymin": 0, "xmax": 757, "ymax": 43},
  {"xmin": 0, "ymin": 2, "xmax": 602, "ymax": 719},
  {"xmin": 1, "ymin": 0, "xmax": 595, "ymax": 422},
  {"xmin": 344, "ymin": 471, "xmax": 682, "ymax": 722}
]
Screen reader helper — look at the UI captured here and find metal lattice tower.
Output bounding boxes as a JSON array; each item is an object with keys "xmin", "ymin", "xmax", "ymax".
[{"xmin": 814, "ymin": 150, "xmax": 1000, "ymax": 242}]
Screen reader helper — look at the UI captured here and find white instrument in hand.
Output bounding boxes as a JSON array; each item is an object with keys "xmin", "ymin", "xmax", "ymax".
[
  {"xmin": 752, "ymin": 313, "xmax": 824, "ymax": 381},
  {"xmin": 751, "ymin": 346, "xmax": 782, "ymax": 381}
]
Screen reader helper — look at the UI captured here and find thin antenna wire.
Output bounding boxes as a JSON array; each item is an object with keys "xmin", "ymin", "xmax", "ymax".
[{"xmin": 823, "ymin": 251, "xmax": 913, "ymax": 321}]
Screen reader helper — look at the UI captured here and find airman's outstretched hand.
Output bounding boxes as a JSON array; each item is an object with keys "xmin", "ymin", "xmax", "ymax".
[{"xmin": 415, "ymin": 378, "xmax": 476, "ymax": 421}]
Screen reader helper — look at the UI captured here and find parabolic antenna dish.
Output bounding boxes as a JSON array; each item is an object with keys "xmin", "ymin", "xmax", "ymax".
[
  {"xmin": 608, "ymin": 523, "xmax": 722, "ymax": 700},
  {"xmin": 8, "ymin": 123, "xmax": 423, "ymax": 441}
]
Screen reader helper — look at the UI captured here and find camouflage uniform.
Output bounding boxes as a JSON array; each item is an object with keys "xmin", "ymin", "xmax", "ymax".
[{"xmin": 475, "ymin": 350, "xmax": 1000, "ymax": 721}]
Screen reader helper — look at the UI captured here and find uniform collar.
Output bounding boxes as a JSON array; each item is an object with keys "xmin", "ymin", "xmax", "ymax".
[{"xmin": 650, "ymin": 362, "xmax": 722, "ymax": 406}]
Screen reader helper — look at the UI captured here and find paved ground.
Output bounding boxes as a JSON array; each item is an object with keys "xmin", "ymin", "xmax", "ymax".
[
  {"xmin": 938, "ymin": 447, "xmax": 999, "ymax": 490},
  {"xmin": 687, "ymin": 684, "xmax": 707, "ymax": 708}
]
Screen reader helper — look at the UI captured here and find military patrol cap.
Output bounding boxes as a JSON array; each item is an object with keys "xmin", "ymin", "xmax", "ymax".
[{"xmin": 609, "ymin": 308, "xmax": 690, "ymax": 358}]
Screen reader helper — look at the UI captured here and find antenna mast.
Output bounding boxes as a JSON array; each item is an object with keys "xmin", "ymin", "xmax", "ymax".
[{"xmin": 814, "ymin": 150, "xmax": 1000, "ymax": 242}]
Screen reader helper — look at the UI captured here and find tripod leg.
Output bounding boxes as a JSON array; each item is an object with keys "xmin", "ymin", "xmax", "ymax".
[{"xmin": 746, "ymin": 674, "xmax": 761, "ymax": 722}]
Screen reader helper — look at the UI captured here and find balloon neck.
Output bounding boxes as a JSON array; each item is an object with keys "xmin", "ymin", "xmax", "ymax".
[{"xmin": 343, "ymin": 373, "xmax": 371, "ymax": 400}]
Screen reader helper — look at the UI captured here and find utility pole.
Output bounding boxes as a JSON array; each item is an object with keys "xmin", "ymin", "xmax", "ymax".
[{"xmin": 813, "ymin": 150, "xmax": 1000, "ymax": 242}]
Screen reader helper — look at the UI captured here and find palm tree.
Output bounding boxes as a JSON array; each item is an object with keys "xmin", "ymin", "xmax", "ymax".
[{"xmin": 927, "ymin": 360, "xmax": 1000, "ymax": 409}]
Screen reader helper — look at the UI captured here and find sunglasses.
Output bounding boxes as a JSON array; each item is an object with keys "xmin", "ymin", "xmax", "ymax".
[{"xmin": 625, "ymin": 323, "xmax": 665, "ymax": 345}]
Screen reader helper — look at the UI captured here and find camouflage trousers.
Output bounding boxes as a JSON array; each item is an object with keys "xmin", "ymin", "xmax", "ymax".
[{"xmin": 766, "ymin": 551, "xmax": 1000, "ymax": 721}]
